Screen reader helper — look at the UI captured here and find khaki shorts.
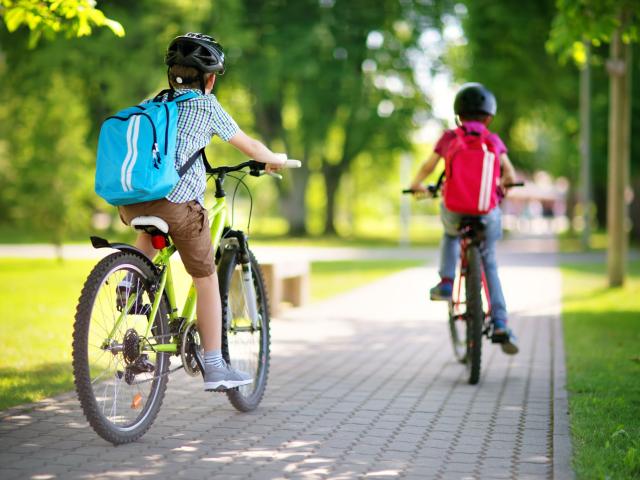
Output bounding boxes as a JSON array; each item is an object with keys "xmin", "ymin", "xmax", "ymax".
[{"xmin": 118, "ymin": 199, "xmax": 215, "ymax": 278}]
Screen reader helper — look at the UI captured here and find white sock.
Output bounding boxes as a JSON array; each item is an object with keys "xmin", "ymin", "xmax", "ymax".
[{"xmin": 204, "ymin": 349, "xmax": 225, "ymax": 369}]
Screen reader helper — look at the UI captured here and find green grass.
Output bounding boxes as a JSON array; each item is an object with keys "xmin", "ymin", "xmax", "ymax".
[
  {"xmin": 310, "ymin": 260, "xmax": 424, "ymax": 302},
  {"xmin": 562, "ymin": 261, "xmax": 640, "ymax": 479},
  {"xmin": 0, "ymin": 257, "xmax": 422, "ymax": 411},
  {"xmin": 0, "ymin": 259, "xmax": 95, "ymax": 411},
  {"xmin": 557, "ymin": 230, "xmax": 608, "ymax": 253}
]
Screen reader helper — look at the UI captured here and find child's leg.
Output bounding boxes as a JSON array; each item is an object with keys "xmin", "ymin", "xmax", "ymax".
[
  {"xmin": 439, "ymin": 205, "xmax": 461, "ymax": 280},
  {"xmin": 480, "ymin": 207, "xmax": 507, "ymax": 324},
  {"xmin": 192, "ymin": 273, "xmax": 222, "ymax": 352},
  {"xmin": 134, "ymin": 232, "xmax": 157, "ymax": 259},
  {"xmin": 439, "ymin": 233, "xmax": 459, "ymax": 280}
]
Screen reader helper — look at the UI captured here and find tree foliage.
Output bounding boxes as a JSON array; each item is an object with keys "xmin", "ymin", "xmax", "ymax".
[
  {"xmin": 547, "ymin": 0, "xmax": 638, "ymax": 65},
  {"xmin": 234, "ymin": 0, "xmax": 446, "ymax": 234},
  {"xmin": 454, "ymin": 0, "xmax": 579, "ymax": 177},
  {"xmin": 0, "ymin": 0, "xmax": 124, "ymax": 47}
]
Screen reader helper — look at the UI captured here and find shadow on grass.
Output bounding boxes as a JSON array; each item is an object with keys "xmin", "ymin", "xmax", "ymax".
[{"xmin": 0, "ymin": 362, "xmax": 74, "ymax": 412}]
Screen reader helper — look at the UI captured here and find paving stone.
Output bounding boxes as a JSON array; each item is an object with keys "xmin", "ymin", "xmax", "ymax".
[{"xmin": 0, "ymin": 254, "xmax": 573, "ymax": 480}]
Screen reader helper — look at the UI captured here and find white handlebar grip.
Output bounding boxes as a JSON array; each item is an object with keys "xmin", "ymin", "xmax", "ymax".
[{"xmin": 284, "ymin": 159, "xmax": 302, "ymax": 168}]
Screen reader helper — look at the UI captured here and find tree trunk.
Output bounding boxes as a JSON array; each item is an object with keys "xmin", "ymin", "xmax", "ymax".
[
  {"xmin": 322, "ymin": 164, "xmax": 341, "ymax": 235},
  {"xmin": 579, "ymin": 42, "xmax": 592, "ymax": 250},
  {"xmin": 606, "ymin": 23, "xmax": 631, "ymax": 287},
  {"xmin": 280, "ymin": 160, "xmax": 310, "ymax": 236},
  {"xmin": 629, "ymin": 176, "xmax": 640, "ymax": 241}
]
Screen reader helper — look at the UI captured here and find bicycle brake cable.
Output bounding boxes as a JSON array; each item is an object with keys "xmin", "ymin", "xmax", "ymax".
[{"xmin": 227, "ymin": 172, "xmax": 254, "ymax": 235}]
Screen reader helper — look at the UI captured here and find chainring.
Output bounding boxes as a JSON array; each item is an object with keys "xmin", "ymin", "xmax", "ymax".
[{"xmin": 180, "ymin": 322, "xmax": 202, "ymax": 377}]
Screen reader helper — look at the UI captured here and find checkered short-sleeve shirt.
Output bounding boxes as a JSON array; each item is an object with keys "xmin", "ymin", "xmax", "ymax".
[{"xmin": 150, "ymin": 88, "xmax": 239, "ymax": 206}]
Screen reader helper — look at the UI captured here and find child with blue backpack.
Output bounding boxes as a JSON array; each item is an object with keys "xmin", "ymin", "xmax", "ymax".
[
  {"xmin": 409, "ymin": 83, "xmax": 519, "ymax": 354},
  {"xmin": 100, "ymin": 33, "xmax": 290, "ymax": 390}
]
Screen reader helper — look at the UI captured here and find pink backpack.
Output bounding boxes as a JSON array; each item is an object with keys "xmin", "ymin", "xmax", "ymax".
[{"xmin": 443, "ymin": 127, "xmax": 501, "ymax": 215}]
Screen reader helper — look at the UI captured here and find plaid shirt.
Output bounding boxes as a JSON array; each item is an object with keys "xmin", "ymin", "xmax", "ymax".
[{"xmin": 149, "ymin": 89, "xmax": 239, "ymax": 205}]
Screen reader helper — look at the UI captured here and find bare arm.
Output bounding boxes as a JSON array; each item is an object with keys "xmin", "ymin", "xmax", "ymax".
[
  {"xmin": 500, "ymin": 153, "xmax": 517, "ymax": 191},
  {"xmin": 229, "ymin": 129, "xmax": 285, "ymax": 172},
  {"xmin": 409, "ymin": 152, "xmax": 441, "ymax": 192}
]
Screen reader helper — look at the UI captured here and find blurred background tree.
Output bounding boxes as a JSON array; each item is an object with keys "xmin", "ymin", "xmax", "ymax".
[{"xmin": 0, "ymin": 0, "xmax": 637, "ymax": 249}]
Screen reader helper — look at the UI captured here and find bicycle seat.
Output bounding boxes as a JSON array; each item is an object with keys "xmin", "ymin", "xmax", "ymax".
[
  {"xmin": 130, "ymin": 216, "xmax": 169, "ymax": 236},
  {"xmin": 458, "ymin": 216, "xmax": 486, "ymax": 241}
]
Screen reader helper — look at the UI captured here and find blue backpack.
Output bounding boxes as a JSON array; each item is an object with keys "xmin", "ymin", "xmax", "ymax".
[{"xmin": 95, "ymin": 90, "xmax": 204, "ymax": 206}]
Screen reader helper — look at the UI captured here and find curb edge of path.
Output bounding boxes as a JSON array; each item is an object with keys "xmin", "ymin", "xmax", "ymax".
[{"xmin": 553, "ymin": 309, "xmax": 575, "ymax": 480}]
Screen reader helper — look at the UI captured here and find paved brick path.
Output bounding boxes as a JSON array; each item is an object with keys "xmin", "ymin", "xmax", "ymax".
[{"xmin": 0, "ymin": 247, "xmax": 572, "ymax": 479}]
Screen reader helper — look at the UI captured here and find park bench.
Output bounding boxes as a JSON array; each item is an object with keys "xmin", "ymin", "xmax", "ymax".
[{"xmin": 259, "ymin": 259, "xmax": 310, "ymax": 316}]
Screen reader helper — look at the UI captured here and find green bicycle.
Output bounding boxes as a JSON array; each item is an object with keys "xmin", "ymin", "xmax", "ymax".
[{"xmin": 72, "ymin": 159, "xmax": 299, "ymax": 445}]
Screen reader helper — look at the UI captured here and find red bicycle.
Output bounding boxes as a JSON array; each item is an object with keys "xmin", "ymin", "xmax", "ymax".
[{"xmin": 404, "ymin": 176, "xmax": 523, "ymax": 384}]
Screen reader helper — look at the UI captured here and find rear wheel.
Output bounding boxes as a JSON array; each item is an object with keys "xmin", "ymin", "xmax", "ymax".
[
  {"xmin": 218, "ymin": 248, "xmax": 270, "ymax": 411},
  {"xmin": 465, "ymin": 245, "xmax": 484, "ymax": 385},
  {"xmin": 72, "ymin": 252, "xmax": 169, "ymax": 444}
]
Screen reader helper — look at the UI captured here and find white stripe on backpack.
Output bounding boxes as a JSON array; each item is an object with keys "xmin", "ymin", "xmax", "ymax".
[
  {"xmin": 478, "ymin": 143, "xmax": 495, "ymax": 212},
  {"xmin": 125, "ymin": 116, "xmax": 141, "ymax": 192},
  {"xmin": 120, "ymin": 118, "xmax": 136, "ymax": 192}
]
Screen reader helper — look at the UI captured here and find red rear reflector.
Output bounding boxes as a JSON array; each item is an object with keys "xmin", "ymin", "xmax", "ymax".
[{"xmin": 151, "ymin": 235, "xmax": 167, "ymax": 249}]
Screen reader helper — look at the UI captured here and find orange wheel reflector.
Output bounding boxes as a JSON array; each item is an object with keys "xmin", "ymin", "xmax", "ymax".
[{"xmin": 131, "ymin": 393, "xmax": 143, "ymax": 409}]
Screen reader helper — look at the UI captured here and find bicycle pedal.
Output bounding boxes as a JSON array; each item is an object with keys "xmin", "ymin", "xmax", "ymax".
[
  {"xmin": 491, "ymin": 333, "xmax": 508, "ymax": 344},
  {"xmin": 205, "ymin": 386, "xmax": 229, "ymax": 393}
]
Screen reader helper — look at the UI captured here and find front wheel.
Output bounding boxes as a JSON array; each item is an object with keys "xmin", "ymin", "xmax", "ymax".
[
  {"xmin": 465, "ymin": 245, "xmax": 484, "ymax": 385},
  {"xmin": 72, "ymin": 252, "xmax": 169, "ymax": 444},
  {"xmin": 218, "ymin": 248, "xmax": 270, "ymax": 411}
]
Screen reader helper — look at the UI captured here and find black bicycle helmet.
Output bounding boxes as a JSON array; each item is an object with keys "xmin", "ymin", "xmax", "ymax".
[
  {"xmin": 165, "ymin": 32, "xmax": 226, "ymax": 75},
  {"xmin": 453, "ymin": 83, "xmax": 497, "ymax": 117}
]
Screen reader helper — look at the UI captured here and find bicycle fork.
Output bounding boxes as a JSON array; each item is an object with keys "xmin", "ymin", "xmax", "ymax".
[
  {"xmin": 221, "ymin": 231, "xmax": 261, "ymax": 329},
  {"xmin": 240, "ymin": 262, "xmax": 260, "ymax": 329}
]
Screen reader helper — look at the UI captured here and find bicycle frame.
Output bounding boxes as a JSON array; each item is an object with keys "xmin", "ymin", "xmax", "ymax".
[{"xmin": 106, "ymin": 195, "xmax": 229, "ymax": 355}]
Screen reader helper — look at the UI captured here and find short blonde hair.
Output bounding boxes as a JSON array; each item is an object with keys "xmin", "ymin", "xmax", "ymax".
[{"xmin": 168, "ymin": 64, "xmax": 213, "ymax": 90}]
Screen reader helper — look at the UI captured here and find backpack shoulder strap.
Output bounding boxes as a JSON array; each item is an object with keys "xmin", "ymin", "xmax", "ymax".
[
  {"xmin": 177, "ymin": 148, "xmax": 212, "ymax": 177},
  {"xmin": 173, "ymin": 91, "xmax": 200, "ymax": 103},
  {"xmin": 151, "ymin": 89, "xmax": 200, "ymax": 103}
]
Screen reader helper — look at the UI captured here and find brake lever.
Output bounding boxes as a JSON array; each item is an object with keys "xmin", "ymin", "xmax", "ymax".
[{"xmin": 266, "ymin": 171, "xmax": 283, "ymax": 180}]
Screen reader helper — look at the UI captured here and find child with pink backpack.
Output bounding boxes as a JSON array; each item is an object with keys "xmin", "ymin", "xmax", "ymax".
[{"xmin": 409, "ymin": 83, "xmax": 519, "ymax": 354}]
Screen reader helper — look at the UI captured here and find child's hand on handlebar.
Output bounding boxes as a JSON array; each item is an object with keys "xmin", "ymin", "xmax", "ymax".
[
  {"xmin": 409, "ymin": 183, "xmax": 429, "ymax": 199},
  {"xmin": 264, "ymin": 153, "xmax": 287, "ymax": 173}
]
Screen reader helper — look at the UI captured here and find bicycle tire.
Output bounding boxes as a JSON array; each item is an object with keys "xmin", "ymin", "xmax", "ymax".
[
  {"xmin": 218, "ymin": 248, "xmax": 270, "ymax": 412},
  {"xmin": 72, "ymin": 251, "xmax": 169, "ymax": 444},
  {"xmin": 465, "ymin": 245, "xmax": 484, "ymax": 385}
]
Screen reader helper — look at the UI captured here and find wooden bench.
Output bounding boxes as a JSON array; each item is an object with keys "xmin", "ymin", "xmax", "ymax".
[{"xmin": 259, "ymin": 260, "xmax": 310, "ymax": 316}]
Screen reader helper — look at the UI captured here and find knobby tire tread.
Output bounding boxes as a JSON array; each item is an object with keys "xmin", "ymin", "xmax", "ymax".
[
  {"xmin": 219, "ymin": 248, "xmax": 271, "ymax": 412},
  {"xmin": 72, "ymin": 251, "xmax": 169, "ymax": 444},
  {"xmin": 465, "ymin": 245, "xmax": 484, "ymax": 385}
]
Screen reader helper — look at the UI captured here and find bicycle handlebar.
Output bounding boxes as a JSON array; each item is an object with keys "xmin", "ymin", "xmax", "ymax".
[
  {"xmin": 207, "ymin": 159, "xmax": 302, "ymax": 178},
  {"xmin": 402, "ymin": 178, "xmax": 524, "ymax": 197}
]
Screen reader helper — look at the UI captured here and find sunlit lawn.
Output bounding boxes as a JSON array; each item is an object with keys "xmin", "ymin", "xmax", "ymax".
[
  {"xmin": 0, "ymin": 256, "xmax": 422, "ymax": 411},
  {"xmin": 557, "ymin": 230, "xmax": 608, "ymax": 253},
  {"xmin": 0, "ymin": 259, "xmax": 95, "ymax": 411},
  {"xmin": 562, "ymin": 261, "xmax": 640, "ymax": 479},
  {"xmin": 310, "ymin": 260, "xmax": 423, "ymax": 301}
]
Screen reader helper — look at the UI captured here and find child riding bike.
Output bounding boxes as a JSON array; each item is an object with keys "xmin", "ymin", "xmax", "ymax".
[
  {"xmin": 409, "ymin": 82, "xmax": 519, "ymax": 354},
  {"xmin": 116, "ymin": 32, "xmax": 291, "ymax": 390}
]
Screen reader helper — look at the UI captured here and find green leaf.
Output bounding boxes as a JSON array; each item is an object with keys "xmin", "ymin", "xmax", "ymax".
[
  {"xmin": 103, "ymin": 18, "xmax": 125, "ymax": 38},
  {"xmin": 27, "ymin": 28, "xmax": 41, "ymax": 48},
  {"xmin": 4, "ymin": 7, "xmax": 26, "ymax": 32}
]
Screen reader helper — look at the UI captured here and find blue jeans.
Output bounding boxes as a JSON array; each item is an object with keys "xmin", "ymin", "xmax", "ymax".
[{"xmin": 438, "ymin": 204, "xmax": 507, "ymax": 324}]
